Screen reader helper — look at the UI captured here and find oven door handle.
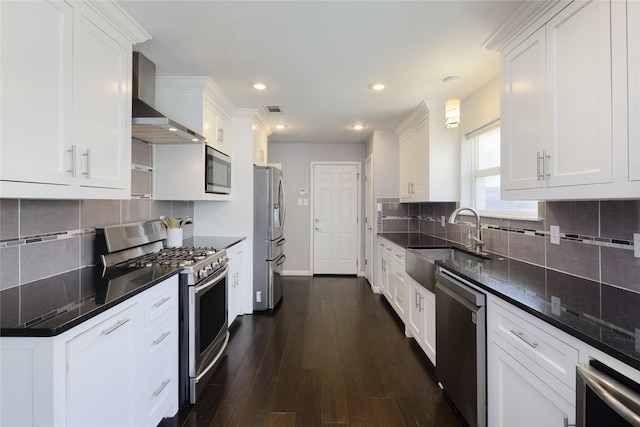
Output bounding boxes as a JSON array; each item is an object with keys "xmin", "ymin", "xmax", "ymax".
[
  {"xmin": 195, "ymin": 264, "xmax": 229, "ymax": 294},
  {"xmin": 577, "ymin": 364, "xmax": 640, "ymax": 426}
]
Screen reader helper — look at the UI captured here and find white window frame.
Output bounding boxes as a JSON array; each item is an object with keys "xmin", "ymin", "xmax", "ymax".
[{"xmin": 462, "ymin": 120, "xmax": 539, "ymax": 220}]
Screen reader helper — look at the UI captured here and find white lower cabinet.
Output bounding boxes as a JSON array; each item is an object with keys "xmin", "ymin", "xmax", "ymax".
[
  {"xmin": 66, "ymin": 303, "xmax": 140, "ymax": 427},
  {"xmin": 487, "ymin": 297, "xmax": 579, "ymax": 427},
  {"xmin": 489, "ymin": 340, "xmax": 575, "ymax": 427},
  {"xmin": 227, "ymin": 241, "xmax": 246, "ymax": 326},
  {"xmin": 407, "ymin": 277, "xmax": 436, "ymax": 366},
  {"xmin": 0, "ymin": 275, "xmax": 178, "ymax": 427},
  {"xmin": 378, "ymin": 238, "xmax": 408, "ymax": 324}
]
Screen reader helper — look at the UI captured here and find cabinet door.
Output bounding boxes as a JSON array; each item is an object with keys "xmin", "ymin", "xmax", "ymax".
[
  {"xmin": 629, "ymin": 0, "xmax": 640, "ymax": 181},
  {"xmin": 408, "ymin": 284, "xmax": 423, "ymax": 339},
  {"xmin": 545, "ymin": 0, "xmax": 612, "ymax": 187},
  {"xmin": 501, "ymin": 27, "xmax": 547, "ymax": 192},
  {"xmin": 74, "ymin": 6, "xmax": 131, "ymax": 190},
  {"xmin": 488, "ymin": 341, "xmax": 574, "ymax": 427},
  {"xmin": 389, "ymin": 263, "xmax": 407, "ymax": 320},
  {"xmin": 423, "ymin": 290, "xmax": 436, "ymax": 365},
  {"xmin": 227, "ymin": 242, "xmax": 245, "ymax": 325},
  {"xmin": 204, "ymin": 96, "xmax": 218, "ymax": 145},
  {"xmin": 398, "ymin": 131, "xmax": 414, "ymax": 199},
  {"xmin": 411, "ymin": 118, "xmax": 431, "ymax": 201},
  {"xmin": 0, "ymin": 0, "xmax": 73, "ymax": 185},
  {"xmin": 216, "ymin": 113, "xmax": 231, "ymax": 155},
  {"xmin": 66, "ymin": 303, "xmax": 140, "ymax": 427},
  {"xmin": 377, "ymin": 244, "xmax": 387, "ymax": 294},
  {"xmin": 253, "ymin": 129, "xmax": 267, "ymax": 166}
]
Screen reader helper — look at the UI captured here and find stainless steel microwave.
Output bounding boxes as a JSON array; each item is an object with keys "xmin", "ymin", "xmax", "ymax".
[{"xmin": 205, "ymin": 145, "xmax": 231, "ymax": 194}]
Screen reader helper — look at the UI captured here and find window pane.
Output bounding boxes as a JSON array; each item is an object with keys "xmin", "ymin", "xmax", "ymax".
[
  {"xmin": 475, "ymin": 174, "xmax": 537, "ymax": 214},
  {"xmin": 477, "ymin": 128, "xmax": 500, "ymax": 170}
]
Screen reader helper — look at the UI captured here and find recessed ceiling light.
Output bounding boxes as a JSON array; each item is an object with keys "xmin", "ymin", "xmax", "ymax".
[
  {"xmin": 168, "ymin": 127, "xmax": 178, "ymax": 132},
  {"xmin": 351, "ymin": 124, "xmax": 366, "ymax": 130},
  {"xmin": 252, "ymin": 82, "xmax": 268, "ymax": 91},
  {"xmin": 369, "ymin": 83, "xmax": 387, "ymax": 91},
  {"xmin": 275, "ymin": 124, "xmax": 287, "ymax": 130}
]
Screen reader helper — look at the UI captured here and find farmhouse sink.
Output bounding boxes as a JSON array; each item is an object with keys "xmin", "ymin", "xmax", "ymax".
[{"xmin": 405, "ymin": 247, "xmax": 487, "ymax": 292}]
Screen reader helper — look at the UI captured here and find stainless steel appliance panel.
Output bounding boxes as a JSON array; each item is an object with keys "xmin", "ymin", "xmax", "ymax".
[
  {"xmin": 577, "ymin": 360, "xmax": 640, "ymax": 427},
  {"xmin": 254, "ymin": 166, "xmax": 286, "ymax": 311},
  {"xmin": 435, "ymin": 270, "xmax": 486, "ymax": 427}
]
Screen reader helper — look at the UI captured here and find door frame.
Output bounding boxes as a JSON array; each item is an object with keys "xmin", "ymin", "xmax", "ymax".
[
  {"xmin": 309, "ymin": 161, "xmax": 362, "ymax": 276},
  {"xmin": 364, "ymin": 153, "xmax": 374, "ymax": 285}
]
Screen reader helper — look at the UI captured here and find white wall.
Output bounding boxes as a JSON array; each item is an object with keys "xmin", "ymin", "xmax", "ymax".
[
  {"xmin": 194, "ymin": 109, "xmax": 256, "ymax": 315},
  {"xmin": 268, "ymin": 142, "xmax": 367, "ymax": 275},
  {"xmin": 459, "ymin": 76, "xmax": 500, "ymax": 205}
]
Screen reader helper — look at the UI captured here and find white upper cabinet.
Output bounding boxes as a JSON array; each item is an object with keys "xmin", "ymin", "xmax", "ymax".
[
  {"xmin": 73, "ymin": 2, "xmax": 132, "ymax": 191},
  {"xmin": 0, "ymin": 0, "xmax": 148, "ymax": 199},
  {"xmin": 396, "ymin": 101, "xmax": 458, "ymax": 202},
  {"xmin": 500, "ymin": 0, "xmax": 639, "ymax": 200},
  {"xmin": 156, "ymin": 77, "xmax": 235, "ymax": 156},
  {"xmin": 0, "ymin": 1, "xmax": 74, "ymax": 187}
]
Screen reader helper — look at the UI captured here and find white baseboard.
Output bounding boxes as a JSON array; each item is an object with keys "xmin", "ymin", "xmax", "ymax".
[{"xmin": 281, "ymin": 270, "xmax": 312, "ymax": 276}]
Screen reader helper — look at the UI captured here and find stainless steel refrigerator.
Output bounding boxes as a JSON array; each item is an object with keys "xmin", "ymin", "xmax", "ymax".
[{"xmin": 253, "ymin": 166, "xmax": 286, "ymax": 310}]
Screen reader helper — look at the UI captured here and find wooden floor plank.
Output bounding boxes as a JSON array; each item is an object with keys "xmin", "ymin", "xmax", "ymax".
[{"xmin": 160, "ymin": 276, "xmax": 464, "ymax": 427}]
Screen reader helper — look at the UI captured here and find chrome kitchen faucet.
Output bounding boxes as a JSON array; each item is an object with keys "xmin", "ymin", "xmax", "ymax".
[{"xmin": 448, "ymin": 207, "xmax": 486, "ymax": 255}]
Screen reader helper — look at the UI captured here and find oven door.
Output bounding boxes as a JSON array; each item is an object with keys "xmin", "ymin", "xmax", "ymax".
[
  {"xmin": 576, "ymin": 360, "xmax": 640, "ymax": 427},
  {"xmin": 188, "ymin": 264, "xmax": 229, "ymax": 402}
]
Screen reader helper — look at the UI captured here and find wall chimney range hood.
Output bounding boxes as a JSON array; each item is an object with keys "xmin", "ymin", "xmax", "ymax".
[{"xmin": 131, "ymin": 52, "xmax": 206, "ymax": 144}]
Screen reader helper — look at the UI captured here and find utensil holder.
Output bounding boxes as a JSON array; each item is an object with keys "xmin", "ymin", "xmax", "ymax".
[{"xmin": 166, "ymin": 228, "xmax": 183, "ymax": 248}]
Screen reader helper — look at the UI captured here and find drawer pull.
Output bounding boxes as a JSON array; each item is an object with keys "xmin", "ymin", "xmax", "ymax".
[
  {"xmin": 510, "ymin": 329, "xmax": 539, "ymax": 348},
  {"xmin": 152, "ymin": 331, "xmax": 171, "ymax": 346},
  {"xmin": 153, "ymin": 296, "xmax": 171, "ymax": 308},
  {"xmin": 101, "ymin": 318, "xmax": 130, "ymax": 336},
  {"xmin": 395, "ymin": 254, "xmax": 403, "ymax": 259},
  {"xmin": 152, "ymin": 379, "xmax": 171, "ymax": 397},
  {"xmin": 394, "ymin": 272, "xmax": 403, "ymax": 278}
]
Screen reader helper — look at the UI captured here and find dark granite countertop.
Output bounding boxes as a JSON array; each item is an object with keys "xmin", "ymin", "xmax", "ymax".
[
  {"xmin": 0, "ymin": 235, "xmax": 246, "ymax": 338},
  {"xmin": 0, "ymin": 265, "xmax": 181, "ymax": 337},
  {"xmin": 186, "ymin": 235, "xmax": 246, "ymax": 250},
  {"xmin": 379, "ymin": 232, "xmax": 640, "ymax": 371}
]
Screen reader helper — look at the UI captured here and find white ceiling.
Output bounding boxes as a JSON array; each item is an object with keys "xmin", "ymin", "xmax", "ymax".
[{"xmin": 118, "ymin": 1, "xmax": 524, "ymax": 144}]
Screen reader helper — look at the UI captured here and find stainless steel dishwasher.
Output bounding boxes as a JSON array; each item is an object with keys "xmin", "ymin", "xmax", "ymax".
[{"xmin": 435, "ymin": 268, "xmax": 486, "ymax": 427}]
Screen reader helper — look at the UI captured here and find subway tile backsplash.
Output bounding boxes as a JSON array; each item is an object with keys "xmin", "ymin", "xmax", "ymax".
[
  {"xmin": 0, "ymin": 198, "xmax": 194, "ymax": 290},
  {"xmin": 378, "ymin": 198, "xmax": 640, "ymax": 294}
]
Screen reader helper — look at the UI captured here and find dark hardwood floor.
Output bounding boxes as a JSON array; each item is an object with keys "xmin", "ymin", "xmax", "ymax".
[{"xmin": 161, "ymin": 276, "xmax": 465, "ymax": 427}]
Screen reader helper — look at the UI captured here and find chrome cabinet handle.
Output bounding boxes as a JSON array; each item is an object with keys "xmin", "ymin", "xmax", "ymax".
[
  {"xmin": 152, "ymin": 379, "xmax": 171, "ymax": 397},
  {"xmin": 67, "ymin": 145, "xmax": 77, "ymax": 177},
  {"xmin": 153, "ymin": 296, "xmax": 171, "ymax": 308},
  {"xmin": 82, "ymin": 149, "xmax": 91, "ymax": 178},
  {"xmin": 510, "ymin": 329, "xmax": 539, "ymax": 348},
  {"xmin": 537, "ymin": 152, "xmax": 543, "ymax": 181},
  {"xmin": 152, "ymin": 331, "xmax": 171, "ymax": 346},
  {"xmin": 101, "ymin": 318, "xmax": 130, "ymax": 336},
  {"xmin": 543, "ymin": 150, "xmax": 551, "ymax": 180}
]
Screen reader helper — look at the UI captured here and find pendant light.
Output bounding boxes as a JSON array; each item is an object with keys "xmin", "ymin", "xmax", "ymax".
[{"xmin": 443, "ymin": 76, "xmax": 461, "ymax": 129}]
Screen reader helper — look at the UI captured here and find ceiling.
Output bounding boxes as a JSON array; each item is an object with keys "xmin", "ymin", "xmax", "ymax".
[{"xmin": 118, "ymin": 1, "xmax": 524, "ymax": 145}]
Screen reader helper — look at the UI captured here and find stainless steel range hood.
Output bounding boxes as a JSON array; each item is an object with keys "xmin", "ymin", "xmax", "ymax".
[{"xmin": 132, "ymin": 52, "xmax": 206, "ymax": 144}]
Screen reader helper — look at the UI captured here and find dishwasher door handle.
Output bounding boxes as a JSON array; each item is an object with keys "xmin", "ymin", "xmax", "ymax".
[{"xmin": 435, "ymin": 270, "xmax": 485, "ymax": 307}]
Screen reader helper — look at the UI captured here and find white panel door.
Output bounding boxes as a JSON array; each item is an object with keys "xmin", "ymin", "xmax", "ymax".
[
  {"xmin": 365, "ymin": 155, "xmax": 373, "ymax": 284},
  {"xmin": 313, "ymin": 164, "xmax": 359, "ymax": 275}
]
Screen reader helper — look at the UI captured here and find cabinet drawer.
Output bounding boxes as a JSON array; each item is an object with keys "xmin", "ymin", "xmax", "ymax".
[
  {"xmin": 143, "ymin": 281, "xmax": 177, "ymax": 326},
  {"xmin": 144, "ymin": 354, "xmax": 177, "ymax": 426},
  {"xmin": 143, "ymin": 315, "xmax": 175, "ymax": 362},
  {"xmin": 490, "ymin": 300, "xmax": 578, "ymax": 389}
]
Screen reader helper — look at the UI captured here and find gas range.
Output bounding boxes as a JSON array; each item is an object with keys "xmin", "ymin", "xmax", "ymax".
[{"xmin": 96, "ymin": 220, "xmax": 227, "ymax": 285}]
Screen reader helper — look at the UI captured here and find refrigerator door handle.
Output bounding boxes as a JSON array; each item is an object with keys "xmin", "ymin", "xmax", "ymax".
[
  {"xmin": 278, "ymin": 175, "xmax": 286, "ymax": 229},
  {"xmin": 275, "ymin": 238, "xmax": 286, "ymax": 247}
]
